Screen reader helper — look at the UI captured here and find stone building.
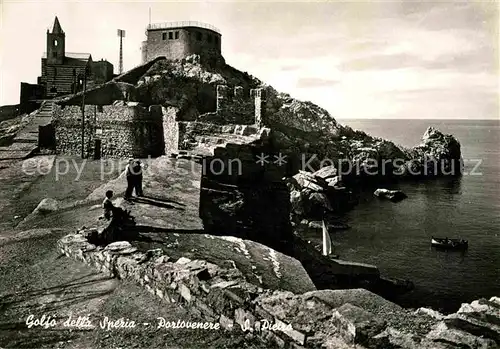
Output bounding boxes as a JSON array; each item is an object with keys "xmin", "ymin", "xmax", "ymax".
[
  {"xmin": 141, "ymin": 21, "xmax": 222, "ymax": 63},
  {"xmin": 37, "ymin": 17, "xmax": 114, "ymax": 98},
  {"xmin": 52, "ymin": 102, "xmax": 165, "ymax": 159}
]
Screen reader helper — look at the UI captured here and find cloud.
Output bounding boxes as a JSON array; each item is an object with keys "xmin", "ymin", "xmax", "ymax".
[
  {"xmin": 339, "ymin": 53, "xmax": 423, "ymax": 71},
  {"xmin": 296, "ymin": 77, "xmax": 340, "ymax": 88},
  {"xmin": 280, "ymin": 65, "xmax": 300, "ymax": 72}
]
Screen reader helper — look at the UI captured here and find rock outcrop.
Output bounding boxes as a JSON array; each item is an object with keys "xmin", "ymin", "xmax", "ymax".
[
  {"xmin": 397, "ymin": 127, "xmax": 463, "ymax": 177},
  {"xmin": 286, "ymin": 170, "xmax": 353, "ymax": 222},
  {"xmin": 33, "ymin": 198, "xmax": 60, "ymax": 214},
  {"xmin": 59, "ymin": 232, "xmax": 499, "ymax": 349}
]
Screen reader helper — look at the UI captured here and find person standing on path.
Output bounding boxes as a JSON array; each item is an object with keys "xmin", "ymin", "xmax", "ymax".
[
  {"xmin": 124, "ymin": 158, "xmax": 146, "ymax": 200},
  {"xmin": 132, "ymin": 159, "xmax": 144, "ymax": 197},
  {"xmin": 124, "ymin": 158, "xmax": 136, "ymax": 200}
]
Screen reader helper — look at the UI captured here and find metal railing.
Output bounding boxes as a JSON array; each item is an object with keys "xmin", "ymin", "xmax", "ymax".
[{"xmin": 146, "ymin": 21, "xmax": 221, "ymax": 34}]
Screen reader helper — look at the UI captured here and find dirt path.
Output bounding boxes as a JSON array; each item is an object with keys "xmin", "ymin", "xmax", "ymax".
[{"xmin": 0, "ymin": 155, "xmax": 271, "ymax": 348}]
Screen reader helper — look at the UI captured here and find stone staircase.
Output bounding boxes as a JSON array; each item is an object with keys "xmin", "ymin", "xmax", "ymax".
[
  {"xmin": 0, "ymin": 101, "xmax": 53, "ymax": 160},
  {"xmin": 45, "ymin": 68, "xmax": 79, "ymax": 97}
]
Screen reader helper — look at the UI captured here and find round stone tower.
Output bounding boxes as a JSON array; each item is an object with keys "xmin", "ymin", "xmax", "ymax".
[{"xmin": 141, "ymin": 21, "xmax": 222, "ymax": 63}]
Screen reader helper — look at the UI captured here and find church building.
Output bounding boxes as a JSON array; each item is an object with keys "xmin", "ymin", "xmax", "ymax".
[{"xmin": 38, "ymin": 17, "xmax": 114, "ymax": 98}]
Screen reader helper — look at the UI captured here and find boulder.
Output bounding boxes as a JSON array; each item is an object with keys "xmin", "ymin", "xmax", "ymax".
[
  {"xmin": 374, "ymin": 189, "xmax": 407, "ymax": 202},
  {"xmin": 330, "ymin": 303, "xmax": 387, "ymax": 346},
  {"xmin": 284, "ymin": 177, "xmax": 301, "ymax": 192},
  {"xmin": 372, "ymin": 327, "xmax": 421, "ymax": 349},
  {"xmin": 457, "ymin": 299, "xmax": 500, "ymax": 319},
  {"xmin": 414, "ymin": 307, "xmax": 445, "ymax": 320},
  {"xmin": 444, "ymin": 313, "xmax": 500, "ymax": 343},
  {"xmin": 293, "ymin": 171, "xmax": 326, "ymax": 192},
  {"xmin": 105, "ymin": 241, "xmax": 133, "ymax": 251},
  {"xmin": 314, "ymin": 166, "xmax": 338, "ymax": 180},
  {"xmin": 307, "ymin": 192, "xmax": 333, "ymax": 212},
  {"xmin": 303, "ymin": 289, "xmax": 405, "ymax": 321},
  {"xmin": 326, "ymin": 176, "xmax": 345, "ymax": 189},
  {"xmin": 33, "ymin": 198, "xmax": 59, "ymax": 214},
  {"xmin": 290, "ymin": 190, "xmax": 305, "ymax": 215},
  {"xmin": 426, "ymin": 322, "xmax": 498, "ymax": 348},
  {"xmin": 104, "ymin": 241, "xmax": 138, "ymax": 255}
]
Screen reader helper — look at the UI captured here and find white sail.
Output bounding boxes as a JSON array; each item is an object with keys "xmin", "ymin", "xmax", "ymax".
[{"xmin": 322, "ymin": 220, "xmax": 332, "ymax": 256}]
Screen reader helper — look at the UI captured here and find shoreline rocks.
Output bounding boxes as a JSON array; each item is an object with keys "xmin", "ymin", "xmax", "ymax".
[{"xmin": 374, "ymin": 188, "xmax": 408, "ymax": 202}]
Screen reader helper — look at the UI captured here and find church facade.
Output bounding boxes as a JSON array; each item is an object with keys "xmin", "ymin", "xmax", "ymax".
[{"xmin": 37, "ymin": 17, "xmax": 114, "ymax": 98}]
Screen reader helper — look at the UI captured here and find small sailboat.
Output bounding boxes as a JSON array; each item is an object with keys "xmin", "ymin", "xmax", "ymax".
[
  {"xmin": 322, "ymin": 220, "xmax": 332, "ymax": 256},
  {"xmin": 322, "ymin": 220, "xmax": 339, "ymax": 259}
]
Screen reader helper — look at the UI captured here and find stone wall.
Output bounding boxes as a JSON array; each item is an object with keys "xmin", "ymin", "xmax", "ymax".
[
  {"xmin": 143, "ymin": 27, "xmax": 221, "ymax": 63},
  {"xmin": 176, "ymin": 122, "xmax": 231, "ymax": 152},
  {"xmin": 53, "ymin": 103, "xmax": 164, "ymax": 158},
  {"xmin": 52, "ymin": 105, "xmax": 95, "ymax": 156},
  {"xmin": 203, "ymin": 85, "xmax": 265, "ymax": 125},
  {"xmin": 162, "ymin": 105, "xmax": 179, "ymax": 155},
  {"xmin": 58, "ymin": 233, "xmax": 500, "ymax": 349}
]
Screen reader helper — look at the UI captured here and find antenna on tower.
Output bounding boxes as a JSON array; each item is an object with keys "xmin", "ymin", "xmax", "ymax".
[
  {"xmin": 149, "ymin": 7, "xmax": 151, "ymax": 26},
  {"xmin": 117, "ymin": 29, "xmax": 126, "ymax": 74}
]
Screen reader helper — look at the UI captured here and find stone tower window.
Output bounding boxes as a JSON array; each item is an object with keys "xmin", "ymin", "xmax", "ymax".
[
  {"xmin": 169, "ymin": 32, "xmax": 173, "ymax": 40},
  {"xmin": 207, "ymin": 35, "xmax": 212, "ymax": 43},
  {"xmin": 52, "ymin": 52, "xmax": 57, "ymax": 58},
  {"xmin": 162, "ymin": 32, "xmax": 167, "ymax": 40},
  {"xmin": 54, "ymin": 39, "xmax": 58, "ymax": 46},
  {"xmin": 196, "ymin": 32, "xmax": 202, "ymax": 41},
  {"xmin": 175, "ymin": 31, "xmax": 179, "ymax": 39}
]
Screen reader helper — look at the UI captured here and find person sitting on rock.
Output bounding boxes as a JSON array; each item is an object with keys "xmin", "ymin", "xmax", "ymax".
[{"xmin": 102, "ymin": 190, "xmax": 116, "ymax": 220}]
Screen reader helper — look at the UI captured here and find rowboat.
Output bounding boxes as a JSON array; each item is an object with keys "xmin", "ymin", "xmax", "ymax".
[{"xmin": 431, "ymin": 237, "xmax": 468, "ymax": 250}]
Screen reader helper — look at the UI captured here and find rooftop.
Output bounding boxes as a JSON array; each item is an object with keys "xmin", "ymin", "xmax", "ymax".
[
  {"xmin": 147, "ymin": 21, "xmax": 221, "ymax": 34},
  {"xmin": 42, "ymin": 52, "xmax": 91, "ymax": 60}
]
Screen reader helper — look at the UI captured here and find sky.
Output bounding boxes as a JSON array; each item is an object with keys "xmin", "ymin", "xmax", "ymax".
[{"xmin": 0, "ymin": 0, "xmax": 498, "ymax": 119}]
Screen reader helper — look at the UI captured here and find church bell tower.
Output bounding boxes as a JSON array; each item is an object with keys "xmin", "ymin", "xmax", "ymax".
[{"xmin": 46, "ymin": 16, "xmax": 65, "ymax": 65}]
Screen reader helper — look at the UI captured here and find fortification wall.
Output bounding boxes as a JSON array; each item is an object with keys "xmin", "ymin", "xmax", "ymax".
[
  {"xmin": 53, "ymin": 103, "xmax": 164, "ymax": 158},
  {"xmin": 143, "ymin": 26, "xmax": 221, "ymax": 63},
  {"xmin": 196, "ymin": 85, "xmax": 265, "ymax": 125},
  {"xmin": 52, "ymin": 105, "xmax": 95, "ymax": 156},
  {"xmin": 162, "ymin": 105, "xmax": 179, "ymax": 155}
]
